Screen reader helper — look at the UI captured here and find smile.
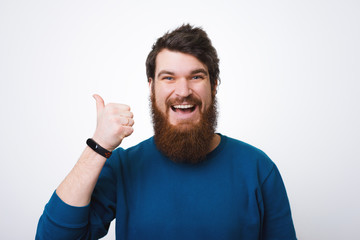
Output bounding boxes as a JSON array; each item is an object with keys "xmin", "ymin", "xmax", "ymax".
[{"xmin": 171, "ymin": 104, "xmax": 196, "ymax": 113}]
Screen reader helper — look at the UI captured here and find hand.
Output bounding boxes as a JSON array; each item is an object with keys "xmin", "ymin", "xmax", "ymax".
[{"xmin": 92, "ymin": 94, "xmax": 134, "ymax": 151}]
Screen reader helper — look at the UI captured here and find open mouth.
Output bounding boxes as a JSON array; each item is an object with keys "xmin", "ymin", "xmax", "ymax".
[{"xmin": 171, "ymin": 104, "xmax": 197, "ymax": 113}]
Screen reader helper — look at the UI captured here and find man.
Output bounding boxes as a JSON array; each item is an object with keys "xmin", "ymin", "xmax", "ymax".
[{"xmin": 36, "ymin": 24, "xmax": 297, "ymax": 239}]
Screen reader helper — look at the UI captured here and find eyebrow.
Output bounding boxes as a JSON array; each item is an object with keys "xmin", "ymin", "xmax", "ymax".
[
  {"xmin": 191, "ymin": 69, "xmax": 208, "ymax": 76},
  {"xmin": 157, "ymin": 70, "xmax": 175, "ymax": 78},
  {"xmin": 157, "ymin": 68, "xmax": 208, "ymax": 78}
]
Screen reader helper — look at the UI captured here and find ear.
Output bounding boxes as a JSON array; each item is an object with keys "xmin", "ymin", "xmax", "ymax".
[
  {"xmin": 149, "ymin": 78, "xmax": 154, "ymax": 94},
  {"xmin": 212, "ymin": 79, "xmax": 219, "ymax": 96}
]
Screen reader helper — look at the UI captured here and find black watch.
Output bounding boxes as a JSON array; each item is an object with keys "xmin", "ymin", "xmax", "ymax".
[{"xmin": 86, "ymin": 138, "xmax": 112, "ymax": 158}]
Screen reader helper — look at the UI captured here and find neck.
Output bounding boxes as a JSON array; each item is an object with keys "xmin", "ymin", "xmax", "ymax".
[{"xmin": 209, "ymin": 133, "xmax": 221, "ymax": 153}]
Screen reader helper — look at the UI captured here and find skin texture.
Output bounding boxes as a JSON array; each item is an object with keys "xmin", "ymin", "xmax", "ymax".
[
  {"xmin": 149, "ymin": 49, "xmax": 220, "ymax": 162},
  {"xmin": 150, "ymin": 49, "xmax": 213, "ymax": 126},
  {"xmin": 56, "ymin": 95, "xmax": 134, "ymax": 206},
  {"xmin": 55, "ymin": 49, "xmax": 219, "ymax": 207}
]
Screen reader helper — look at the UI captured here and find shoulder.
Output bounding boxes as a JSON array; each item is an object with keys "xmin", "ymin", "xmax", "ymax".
[
  {"xmin": 107, "ymin": 137, "xmax": 156, "ymax": 166},
  {"xmin": 221, "ymin": 135, "xmax": 272, "ymax": 161},
  {"xmin": 219, "ymin": 134, "xmax": 275, "ymax": 180}
]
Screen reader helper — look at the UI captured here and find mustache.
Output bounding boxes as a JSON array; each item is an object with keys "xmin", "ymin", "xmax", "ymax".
[{"xmin": 166, "ymin": 96, "xmax": 202, "ymax": 107}]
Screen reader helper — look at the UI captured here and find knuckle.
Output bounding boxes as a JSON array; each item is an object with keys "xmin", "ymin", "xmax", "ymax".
[
  {"xmin": 124, "ymin": 105, "xmax": 131, "ymax": 111},
  {"xmin": 121, "ymin": 104, "xmax": 130, "ymax": 111},
  {"xmin": 129, "ymin": 119, "xmax": 135, "ymax": 126},
  {"xmin": 116, "ymin": 125, "xmax": 125, "ymax": 134},
  {"xmin": 125, "ymin": 127, "xmax": 134, "ymax": 136}
]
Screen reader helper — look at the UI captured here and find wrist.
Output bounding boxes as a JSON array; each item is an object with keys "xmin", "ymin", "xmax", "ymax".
[
  {"xmin": 86, "ymin": 138, "xmax": 112, "ymax": 158},
  {"xmin": 91, "ymin": 134, "xmax": 116, "ymax": 151}
]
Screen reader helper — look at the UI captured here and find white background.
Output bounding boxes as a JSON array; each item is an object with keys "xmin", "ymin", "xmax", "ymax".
[{"xmin": 0, "ymin": 0, "xmax": 359, "ymax": 239}]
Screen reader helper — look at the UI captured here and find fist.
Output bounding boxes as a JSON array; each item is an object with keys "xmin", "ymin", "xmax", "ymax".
[{"xmin": 92, "ymin": 94, "xmax": 134, "ymax": 151}]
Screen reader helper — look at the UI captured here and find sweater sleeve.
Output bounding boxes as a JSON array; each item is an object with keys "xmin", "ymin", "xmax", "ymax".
[
  {"xmin": 35, "ymin": 191, "xmax": 90, "ymax": 239},
  {"xmin": 36, "ymin": 153, "xmax": 119, "ymax": 240},
  {"xmin": 260, "ymin": 165, "xmax": 297, "ymax": 240}
]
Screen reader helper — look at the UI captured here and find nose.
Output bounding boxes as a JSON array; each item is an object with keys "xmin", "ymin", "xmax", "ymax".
[{"xmin": 174, "ymin": 78, "xmax": 192, "ymax": 97}]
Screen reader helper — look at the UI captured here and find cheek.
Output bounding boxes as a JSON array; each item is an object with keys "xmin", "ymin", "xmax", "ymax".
[
  {"xmin": 197, "ymin": 86, "xmax": 213, "ymax": 105},
  {"xmin": 154, "ymin": 89, "xmax": 170, "ymax": 112},
  {"xmin": 155, "ymin": 85, "xmax": 173, "ymax": 104}
]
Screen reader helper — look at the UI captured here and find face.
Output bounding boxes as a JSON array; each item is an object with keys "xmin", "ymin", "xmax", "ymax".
[{"xmin": 150, "ymin": 49, "xmax": 215, "ymax": 128}]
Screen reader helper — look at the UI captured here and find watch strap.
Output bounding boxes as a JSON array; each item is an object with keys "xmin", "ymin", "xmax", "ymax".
[{"xmin": 86, "ymin": 138, "xmax": 112, "ymax": 158}]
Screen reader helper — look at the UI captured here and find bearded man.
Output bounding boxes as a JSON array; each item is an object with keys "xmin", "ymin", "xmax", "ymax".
[{"xmin": 36, "ymin": 25, "xmax": 297, "ymax": 240}]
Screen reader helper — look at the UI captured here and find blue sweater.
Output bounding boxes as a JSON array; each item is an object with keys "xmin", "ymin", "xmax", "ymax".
[{"xmin": 36, "ymin": 134, "xmax": 296, "ymax": 239}]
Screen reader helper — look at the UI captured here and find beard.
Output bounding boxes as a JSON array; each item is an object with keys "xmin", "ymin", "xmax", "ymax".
[{"xmin": 150, "ymin": 92, "xmax": 218, "ymax": 164}]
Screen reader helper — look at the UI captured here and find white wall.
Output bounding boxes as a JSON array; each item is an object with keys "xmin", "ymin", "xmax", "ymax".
[{"xmin": 0, "ymin": 0, "xmax": 359, "ymax": 239}]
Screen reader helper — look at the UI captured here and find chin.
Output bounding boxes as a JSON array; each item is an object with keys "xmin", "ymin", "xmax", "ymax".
[
  {"xmin": 173, "ymin": 124, "xmax": 195, "ymax": 132},
  {"xmin": 170, "ymin": 119, "xmax": 199, "ymax": 130}
]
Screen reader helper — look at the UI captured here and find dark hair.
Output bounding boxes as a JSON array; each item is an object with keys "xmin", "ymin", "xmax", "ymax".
[{"xmin": 146, "ymin": 24, "xmax": 220, "ymax": 90}]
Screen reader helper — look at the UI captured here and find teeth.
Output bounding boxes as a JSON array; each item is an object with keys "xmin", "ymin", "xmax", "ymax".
[{"xmin": 173, "ymin": 104, "xmax": 194, "ymax": 109}]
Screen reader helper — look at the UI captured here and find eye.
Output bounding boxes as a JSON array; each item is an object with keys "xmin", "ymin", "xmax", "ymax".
[
  {"xmin": 192, "ymin": 75, "xmax": 204, "ymax": 80},
  {"xmin": 163, "ymin": 76, "xmax": 174, "ymax": 80}
]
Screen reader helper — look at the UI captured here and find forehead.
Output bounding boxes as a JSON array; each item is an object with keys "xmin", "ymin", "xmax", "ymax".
[{"xmin": 155, "ymin": 49, "xmax": 208, "ymax": 77}]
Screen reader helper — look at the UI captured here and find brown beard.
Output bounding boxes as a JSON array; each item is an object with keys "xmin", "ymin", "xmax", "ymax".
[{"xmin": 150, "ymin": 92, "xmax": 218, "ymax": 164}]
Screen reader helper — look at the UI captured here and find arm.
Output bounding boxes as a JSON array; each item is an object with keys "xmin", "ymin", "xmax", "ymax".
[
  {"xmin": 56, "ymin": 146, "xmax": 108, "ymax": 207},
  {"xmin": 57, "ymin": 94, "xmax": 134, "ymax": 206},
  {"xmin": 261, "ymin": 165, "xmax": 297, "ymax": 240},
  {"xmin": 36, "ymin": 94, "xmax": 134, "ymax": 239}
]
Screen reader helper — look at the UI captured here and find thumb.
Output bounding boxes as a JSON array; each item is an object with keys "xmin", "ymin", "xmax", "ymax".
[{"xmin": 93, "ymin": 94, "xmax": 105, "ymax": 115}]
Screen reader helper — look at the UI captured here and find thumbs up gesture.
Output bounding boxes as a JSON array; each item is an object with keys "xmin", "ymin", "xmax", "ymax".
[{"xmin": 92, "ymin": 94, "xmax": 134, "ymax": 151}]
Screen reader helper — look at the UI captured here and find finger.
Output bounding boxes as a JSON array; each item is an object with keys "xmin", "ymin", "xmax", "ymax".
[
  {"xmin": 121, "ymin": 118, "xmax": 134, "ymax": 127},
  {"xmin": 93, "ymin": 94, "xmax": 105, "ymax": 116},
  {"xmin": 107, "ymin": 103, "xmax": 131, "ymax": 112},
  {"xmin": 127, "ymin": 118, "xmax": 135, "ymax": 127},
  {"xmin": 121, "ymin": 126, "xmax": 134, "ymax": 137},
  {"xmin": 118, "ymin": 117, "xmax": 134, "ymax": 126},
  {"xmin": 118, "ymin": 111, "xmax": 134, "ymax": 118}
]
